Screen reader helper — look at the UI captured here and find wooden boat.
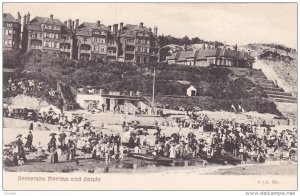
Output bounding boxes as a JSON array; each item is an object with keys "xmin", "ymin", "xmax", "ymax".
[
  {"xmin": 200, "ymin": 154, "xmax": 242, "ymax": 165},
  {"xmin": 128, "ymin": 153, "xmax": 173, "ymax": 165}
]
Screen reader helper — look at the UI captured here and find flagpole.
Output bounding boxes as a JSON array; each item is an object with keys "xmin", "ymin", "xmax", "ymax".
[{"xmin": 152, "ymin": 67, "xmax": 155, "ymax": 110}]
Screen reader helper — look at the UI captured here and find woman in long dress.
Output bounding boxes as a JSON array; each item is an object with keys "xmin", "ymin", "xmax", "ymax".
[{"xmin": 169, "ymin": 144, "xmax": 176, "ymax": 159}]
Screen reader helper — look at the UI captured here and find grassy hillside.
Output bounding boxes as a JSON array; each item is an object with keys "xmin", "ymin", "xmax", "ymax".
[{"xmin": 4, "ymin": 50, "xmax": 281, "ymax": 115}]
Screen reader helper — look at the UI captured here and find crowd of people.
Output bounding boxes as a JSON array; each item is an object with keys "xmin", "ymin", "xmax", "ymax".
[
  {"xmin": 3, "ymin": 106, "xmax": 297, "ymax": 168},
  {"xmin": 4, "ymin": 77, "xmax": 58, "ymax": 98}
]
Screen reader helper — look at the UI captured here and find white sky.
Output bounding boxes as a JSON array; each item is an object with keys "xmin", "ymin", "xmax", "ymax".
[{"xmin": 3, "ymin": 3, "xmax": 297, "ymax": 48}]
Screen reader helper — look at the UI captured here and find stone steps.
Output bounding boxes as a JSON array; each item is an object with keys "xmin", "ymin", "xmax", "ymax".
[
  {"xmin": 264, "ymin": 90, "xmax": 292, "ymax": 97},
  {"xmin": 262, "ymin": 87, "xmax": 284, "ymax": 92},
  {"xmin": 267, "ymin": 94, "xmax": 297, "ymax": 100},
  {"xmin": 272, "ymin": 98, "xmax": 297, "ymax": 103}
]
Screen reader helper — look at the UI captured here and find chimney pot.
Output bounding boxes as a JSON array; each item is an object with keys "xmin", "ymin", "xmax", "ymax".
[
  {"xmin": 68, "ymin": 19, "xmax": 72, "ymax": 30},
  {"xmin": 27, "ymin": 12, "xmax": 30, "ymax": 24},
  {"xmin": 97, "ymin": 20, "xmax": 101, "ymax": 27},
  {"xmin": 72, "ymin": 21, "xmax": 75, "ymax": 31},
  {"xmin": 120, "ymin": 22, "xmax": 123, "ymax": 31},
  {"xmin": 50, "ymin": 14, "xmax": 54, "ymax": 22},
  {"xmin": 154, "ymin": 26, "xmax": 158, "ymax": 37},
  {"xmin": 140, "ymin": 22, "xmax": 143, "ymax": 28},
  {"xmin": 113, "ymin": 24, "xmax": 118, "ymax": 35},
  {"xmin": 23, "ymin": 14, "xmax": 27, "ymax": 26},
  {"xmin": 17, "ymin": 12, "xmax": 21, "ymax": 23},
  {"xmin": 75, "ymin": 19, "xmax": 79, "ymax": 32},
  {"xmin": 64, "ymin": 21, "xmax": 67, "ymax": 26},
  {"xmin": 108, "ymin": 25, "xmax": 111, "ymax": 31}
]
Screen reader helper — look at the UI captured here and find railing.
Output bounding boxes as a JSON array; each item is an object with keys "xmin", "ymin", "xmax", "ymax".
[
  {"xmin": 107, "ymin": 52, "xmax": 116, "ymax": 56},
  {"xmin": 125, "ymin": 42, "xmax": 135, "ymax": 46},
  {"xmin": 80, "ymin": 49, "xmax": 91, "ymax": 53},
  {"xmin": 125, "ymin": 50, "xmax": 135, "ymax": 54},
  {"xmin": 31, "ymin": 45, "xmax": 42, "ymax": 49},
  {"xmin": 107, "ymin": 43, "xmax": 117, "ymax": 47},
  {"xmin": 60, "ymin": 48, "xmax": 71, "ymax": 52}
]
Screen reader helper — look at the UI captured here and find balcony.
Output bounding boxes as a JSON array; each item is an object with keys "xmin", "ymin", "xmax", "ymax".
[
  {"xmin": 107, "ymin": 52, "xmax": 117, "ymax": 56},
  {"xmin": 61, "ymin": 37, "xmax": 71, "ymax": 43},
  {"xmin": 125, "ymin": 42, "xmax": 135, "ymax": 46},
  {"xmin": 79, "ymin": 39, "xmax": 92, "ymax": 45},
  {"xmin": 80, "ymin": 49, "xmax": 91, "ymax": 53},
  {"xmin": 31, "ymin": 45, "xmax": 42, "ymax": 50},
  {"xmin": 60, "ymin": 48, "xmax": 71, "ymax": 52},
  {"xmin": 107, "ymin": 43, "xmax": 117, "ymax": 47},
  {"xmin": 125, "ymin": 50, "xmax": 135, "ymax": 54},
  {"xmin": 31, "ymin": 37, "xmax": 43, "ymax": 41}
]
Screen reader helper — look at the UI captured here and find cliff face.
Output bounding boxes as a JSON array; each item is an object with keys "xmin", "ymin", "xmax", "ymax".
[{"xmin": 240, "ymin": 43, "xmax": 297, "ymax": 96}]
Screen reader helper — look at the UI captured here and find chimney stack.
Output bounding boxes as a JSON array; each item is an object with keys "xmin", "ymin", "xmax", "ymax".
[
  {"xmin": 154, "ymin": 26, "xmax": 158, "ymax": 37},
  {"xmin": 17, "ymin": 12, "xmax": 21, "ymax": 23},
  {"xmin": 120, "ymin": 22, "xmax": 123, "ymax": 31},
  {"xmin": 140, "ymin": 22, "xmax": 143, "ymax": 28},
  {"xmin": 72, "ymin": 21, "xmax": 75, "ymax": 31},
  {"xmin": 68, "ymin": 19, "xmax": 72, "ymax": 30},
  {"xmin": 108, "ymin": 25, "xmax": 111, "ymax": 31},
  {"xmin": 27, "ymin": 12, "xmax": 30, "ymax": 24},
  {"xmin": 113, "ymin": 24, "xmax": 118, "ymax": 35},
  {"xmin": 64, "ymin": 21, "xmax": 67, "ymax": 26},
  {"xmin": 23, "ymin": 14, "xmax": 27, "ymax": 26},
  {"xmin": 50, "ymin": 14, "xmax": 54, "ymax": 22},
  {"xmin": 97, "ymin": 20, "xmax": 101, "ymax": 27},
  {"xmin": 75, "ymin": 19, "xmax": 79, "ymax": 31}
]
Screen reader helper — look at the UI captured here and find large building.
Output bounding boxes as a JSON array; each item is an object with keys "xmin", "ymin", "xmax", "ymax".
[
  {"xmin": 3, "ymin": 13, "xmax": 21, "ymax": 51},
  {"xmin": 75, "ymin": 20, "xmax": 118, "ymax": 61},
  {"xmin": 21, "ymin": 13, "xmax": 74, "ymax": 58},
  {"xmin": 117, "ymin": 22, "xmax": 160, "ymax": 63},
  {"xmin": 166, "ymin": 48, "xmax": 255, "ymax": 68}
]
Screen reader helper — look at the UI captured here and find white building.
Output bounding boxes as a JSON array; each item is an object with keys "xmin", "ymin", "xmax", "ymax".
[{"xmin": 187, "ymin": 85, "xmax": 197, "ymax": 96}]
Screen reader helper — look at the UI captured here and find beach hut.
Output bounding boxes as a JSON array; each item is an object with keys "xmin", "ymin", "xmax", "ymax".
[{"xmin": 187, "ymin": 85, "xmax": 197, "ymax": 97}]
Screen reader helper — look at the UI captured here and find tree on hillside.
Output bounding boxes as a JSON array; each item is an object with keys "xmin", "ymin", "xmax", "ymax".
[
  {"xmin": 191, "ymin": 37, "xmax": 202, "ymax": 44},
  {"xmin": 3, "ymin": 50, "xmax": 23, "ymax": 69}
]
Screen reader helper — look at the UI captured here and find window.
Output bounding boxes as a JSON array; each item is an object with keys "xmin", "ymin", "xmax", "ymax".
[
  {"xmin": 101, "ymin": 31, "xmax": 107, "ymax": 35},
  {"xmin": 5, "ymin": 29, "xmax": 12, "ymax": 36},
  {"xmin": 100, "ymin": 47, "xmax": 105, "ymax": 53},
  {"xmin": 6, "ymin": 23, "xmax": 12, "ymax": 27},
  {"xmin": 127, "ymin": 39, "xmax": 134, "ymax": 44},
  {"xmin": 99, "ymin": 38, "xmax": 105, "ymax": 44}
]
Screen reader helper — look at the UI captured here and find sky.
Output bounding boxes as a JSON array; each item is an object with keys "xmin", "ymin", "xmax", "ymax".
[{"xmin": 3, "ymin": 3, "xmax": 297, "ymax": 49}]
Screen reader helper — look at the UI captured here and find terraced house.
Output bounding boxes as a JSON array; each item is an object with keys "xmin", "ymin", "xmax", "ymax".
[
  {"xmin": 75, "ymin": 20, "xmax": 118, "ymax": 61},
  {"xmin": 166, "ymin": 47, "xmax": 255, "ymax": 68},
  {"xmin": 21, "ymin": 13, "xmax": 74, "ymax": 58},
  {"xmin": 117, "ymin": 22, "xmax": 160, "ymax": 63},
  {"xmin": 3, "ymin": 13, "xmax": 21, "ymax": 51},
  {"xmin": 4, "ymin": 12, "xmax": 160, "ymax": 63}
]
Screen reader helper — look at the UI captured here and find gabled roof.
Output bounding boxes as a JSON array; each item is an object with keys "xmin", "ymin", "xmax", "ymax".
[
  {"xmin": 76, "ymin": 22, "xmax": 111, "ymax": 37},
  {"xmin": 167, "ymin": 52, "xmax": 181, "ymax": 60},
  {"xmin": 3, "ymin": 13, "xmax": 18, "ymax": 23},
  {"xmin": 196, "ymin": 49, "xmax": 217, "ymax": 59},
  {"xmin": 27, "ymin": 16, "xmax": 64, "ymax": 31},
  {"xmin": 120, "ymin": 24, "xmax": 151, "ymax": 38},
  {"xmin": 178, "ymin": 51, "xmax": 197, "ymax": 61}
]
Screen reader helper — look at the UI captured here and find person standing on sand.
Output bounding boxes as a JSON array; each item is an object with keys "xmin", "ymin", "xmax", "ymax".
[
  {"xmin": 29, "ymin": 121, "xmax": 34, "ymax": 131},
  {"xmin": 104, "ymin": 142, "xmax": 111, "ymax": 164},
  {"xmin": 169, "ymin": 143, "xmax": 176, "ymax": 159},
  {"xmin": 25, "ymin": 131, "xmax": 33, "ymax": 151},
  {"xmin": 49, "ymin": 145, "xmax": 58, "ymax": 163}
]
